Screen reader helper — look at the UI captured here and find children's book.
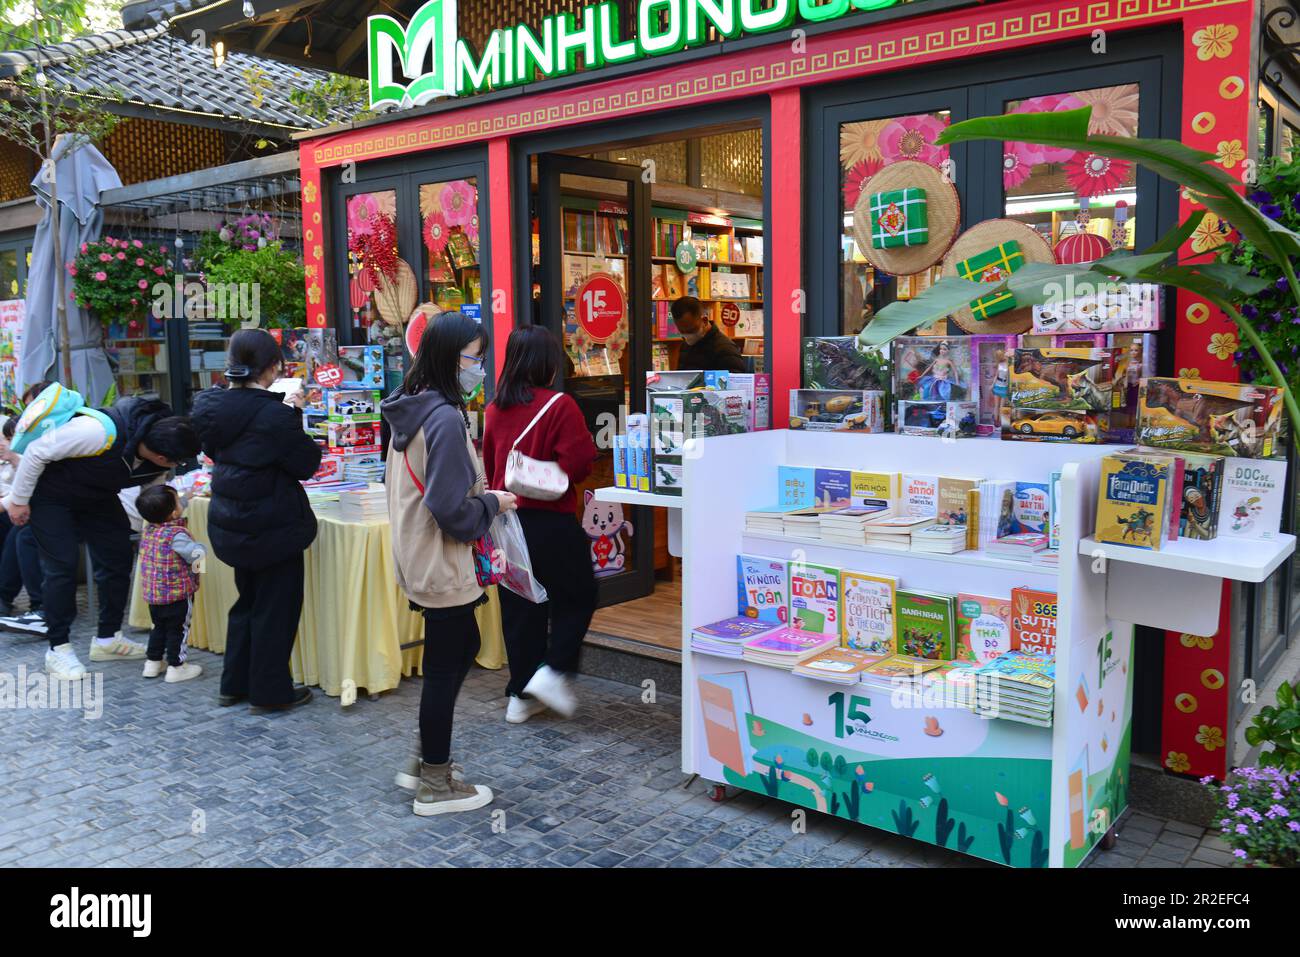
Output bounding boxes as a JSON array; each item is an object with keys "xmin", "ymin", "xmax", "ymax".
[
  {"xmin": 788, "ymin": 561, "xmax": 840, "ymax": 639},
  {"xmin": 1179, "ymin": 452, "xmax": 1224, "ymax": 541},
  {"xmin": 1048, "ymin": 470, "xmax": 1062, "ymax": 550},
  {"xmin": 840, "ymin": 570, "xmax": 898, "ymax": 655},
  {"xmin": 691, "ymin": 616, "xmax": 784, "ymax": 658},
  {"xmin": 1010, "ymin": 587, "xmax": 1058, "ymax": 655},
  {"xmin": 777, "ymin": 465, "xmax": 816, "ymax": 510},
  {"xmin": 862, "ymin": 654, "xmax": 944, "ymax": 679},
  {"xmin": 737, "ymin": 555, "xmax": 789, "ymax": 624},
  {"xmin": 813, "ymin": 468, "xmax": 853, "ymax": 510},
  {"xmin": 851, "ymin": 470, "xmax": 897, "ymax": 508},
  {"xmin": 1012, "ymin": 481, "xmax": 1051, "ymax": 534},
  {"xmin": 901, "ymin": 473, "xmax": 938, "ymax": 518},
  {"xmin": 1095, "ymin": 451, "xmax": 1172, "ymax": 551},
  {"xmin": 1217, "ymin": 457, "xmax": 1287, "ymax": 541},
  {"xmin": 974, "ymin": 649, "xmax": 1056, "ymax": 692},
  {"xmin": 741, "ymin": 629, "xmax": 837, "ymax": 669},
  {"xmin": 956, "ymin": 593, "xmax": 1013, "ymax": 664},
  {"xmin": 895, "ymin": 589, "xmax": 957, "ymax": 660},
  {"xmin": 791, "ymin": 647, "xmax": 883, "ymax": 684},
  {"xmin": 936, "ymin": 476, "xmax": 978, "ymax": 526}
]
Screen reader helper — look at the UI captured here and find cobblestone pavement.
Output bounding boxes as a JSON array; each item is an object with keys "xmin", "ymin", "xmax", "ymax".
[{"xmin": 0, "ymin": 611, "xmax": 1229, "ymax": 868}]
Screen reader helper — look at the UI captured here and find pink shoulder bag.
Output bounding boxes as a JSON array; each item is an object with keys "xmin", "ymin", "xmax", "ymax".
[{"xmin": 505, "ymin": 393, "xmax": 570, "ymax": 502}]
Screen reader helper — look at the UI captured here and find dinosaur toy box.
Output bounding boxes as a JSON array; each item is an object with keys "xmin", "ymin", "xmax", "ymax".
[
  {"xmin": 1008, "ymin": 348, "xmax": 1120, "ymax": 412},
  {"xmin": 1136, "ymin": 377, "xmax": 1283, "ymax": 459}
]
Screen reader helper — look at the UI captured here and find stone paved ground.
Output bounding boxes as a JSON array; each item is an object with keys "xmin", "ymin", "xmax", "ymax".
[{"xmin": 0, "ymin": 608, "xmax": 1229, "ymax": 868}]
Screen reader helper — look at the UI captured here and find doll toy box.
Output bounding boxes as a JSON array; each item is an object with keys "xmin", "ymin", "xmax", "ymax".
[
  {"xmin": 892, "ymin": 336, "xmax": 974, "ymax": 404},
  {"xmin": 1137, "ymin": 378, "xmax": 1283, "ymax": 458}
]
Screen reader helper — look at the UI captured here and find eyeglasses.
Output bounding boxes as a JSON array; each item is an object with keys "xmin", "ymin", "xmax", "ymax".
[{"xmin": 460, "ymin": 353, "xmax": 485, "ymax": 368}]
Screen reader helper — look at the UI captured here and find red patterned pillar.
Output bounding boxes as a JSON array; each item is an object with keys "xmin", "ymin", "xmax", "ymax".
[
  {"xmin": 770, "ymin": 88, "xmax": 803, "ymax": 425},
  {"xmin": 299, "ymin": 147, "xmax": 327, "ymax": 330}
]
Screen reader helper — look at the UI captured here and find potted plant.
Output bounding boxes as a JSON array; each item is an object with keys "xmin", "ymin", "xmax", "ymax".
[
  {"xmin": 1245, "ymin": 679, "xmax": 1300, "ymax": 771},
  {"xmin": 69, "ymin": 236, "xmax": 173, "ymax": 337},
  {"xmin": 1205, "ymin": 766, "xmax": 1300, "ymax": 866},
  {"xmin": 202, "ymin": 242, "xmax": 305, "ymax": 330}
]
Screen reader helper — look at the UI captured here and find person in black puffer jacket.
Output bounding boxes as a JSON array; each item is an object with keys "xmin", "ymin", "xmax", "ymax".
[{"xmin": 190, "ymin": 329, "xmax": 322, "ymax": 713}]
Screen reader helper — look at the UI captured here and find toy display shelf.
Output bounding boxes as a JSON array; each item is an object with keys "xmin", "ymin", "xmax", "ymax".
[
  {"xmin": 679, "ymin": 430, "xmax": 1131, "ymax": 868},
  {"xmin": 593, "ymin": 486, "xmax": 683, "ymax": 556}
]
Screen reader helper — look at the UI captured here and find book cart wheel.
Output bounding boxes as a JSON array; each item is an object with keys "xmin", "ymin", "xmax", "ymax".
[
  {"xmin": 708, "ymin": 784, "xmax": 728, "ymax": 802},
  {"xmin": 1100, "ymin": 827, "xmax": 1118, "ymax": 851}
]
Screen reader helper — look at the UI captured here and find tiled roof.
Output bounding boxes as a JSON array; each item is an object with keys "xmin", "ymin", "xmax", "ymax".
[
  {"xmin": 0, "ymin": 25, "xmax": 344, "ymax": 132},
  {"xmin": 120, "ymin": 0, "xmax": 212, "ymax": 31}
]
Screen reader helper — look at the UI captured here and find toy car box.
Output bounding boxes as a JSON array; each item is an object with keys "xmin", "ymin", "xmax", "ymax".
[
  {"xmin": 338, "ymin": 345, "xmax": 384, "ymax": 389},
  {"xmin": 1009, "ymin": 348, "xmax": 1120, "ymax": 412},
  {"xmin": 897, "ymin": 400, "xmax": 978, "ymax": 437},
  {"xmin": 327, "ymin": 421, "xmax": 382, "ymax": 454},
  {"xmin": 326, "ymin": 388, "xmax": 381, "ymax": 422},
  {"xmin": 1137, "ymin": 377, "xmax": 1283, "ymax": 458},
  {"xmin": 789, "ymin": 390, "xmax": 884, "ymax": 433},
  {"xmin": 1002, "ymin": 408, "xmax": 1104, "ymax": 443}
]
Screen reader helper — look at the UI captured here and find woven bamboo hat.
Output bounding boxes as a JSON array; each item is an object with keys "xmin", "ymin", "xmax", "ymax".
[
  {"xmin": 852, "ymin": 160, "xmax": 960, "ymax": 275},
  {"xmin": 940, "ymin": 219, "xmax": 1055, "ymax": 334}
]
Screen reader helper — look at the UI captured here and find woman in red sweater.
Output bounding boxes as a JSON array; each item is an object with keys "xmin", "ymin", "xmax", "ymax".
[{"xmin": 483, "ymin": 326, "xmax": 598, "ymax": 723}]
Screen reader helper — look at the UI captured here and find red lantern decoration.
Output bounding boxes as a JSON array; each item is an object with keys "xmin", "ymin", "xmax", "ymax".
[
  {"xmin": 353, "ymin": 266, "xmax": 377, "ymax": 294},
  {"xmin": 349, "ymin": 277, "xmax": 368, "ymax": 313},
  {"xmin": 1055, "ymin": 230, "xmax": 1114, "ymax": 265}
]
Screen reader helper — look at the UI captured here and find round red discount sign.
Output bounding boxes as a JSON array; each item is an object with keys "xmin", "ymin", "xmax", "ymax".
[
  {"xmin": 574, "ymin": 273, "xmax": 626, "ymax": 344},
  {"xmin": 313, "ymin": 363, "xmax": 343, "ymax": 388}
]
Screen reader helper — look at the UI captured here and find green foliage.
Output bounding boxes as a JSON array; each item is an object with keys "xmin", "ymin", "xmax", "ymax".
[
  {"xmin": 1245, "ymin": 680, "xmax": 1300, "ymax": 771},
  {"xmin": 0, "ymin": 0, "xmax": 90, "ymax": 48},
  {"xmin": 1206, "ymin": 766, "xmax": 1300, "ymax": 866},
  {"xmin": 891, "ymin": 800, "xmax": 918, "ymax": 838},
  {"xmin": 0, "ymin": 59, "xmax": 123, "ymax": 158},
  {"xmin": 997, "ymin": 808, "xmax": 1015, "ymax": 865},
  {"xmin": 202, "ymin": 243, "xmax": 305, "ymax": 330},
  {"xmin": 934, "ymin": 797, "xmax": 955, "ymax": 847},
  {"xmin": 956, "ymin": 821, "xmax": 975, "ymax": 854},
  {"xmin": 70, "ymin": 235, "xmax": 172, "ymax": 320},
  {"xmin": 838, "ymin": 783, "xmax": 863, "ymax": 822},
  {"xmin": 806, "ymin": 747, "xmax": 819, "ymax": 769},
  {"xmin": 288, "ymin": 74, "xmax": 375, "ymax": 125},
  {"xmin": 758, "ymin": 762, "xmax": 781, "ymax": 797}
]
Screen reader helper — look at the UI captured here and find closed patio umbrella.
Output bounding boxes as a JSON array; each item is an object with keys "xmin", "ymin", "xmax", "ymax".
[{"xmin": 21, "ymin": 134, "xmax": 122, "ymax": 404}]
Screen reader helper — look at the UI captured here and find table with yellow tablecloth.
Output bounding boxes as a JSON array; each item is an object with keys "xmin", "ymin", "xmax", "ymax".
[{"xmin": 129, "ymin": 496, "xmax": 505, "ymax": 703}]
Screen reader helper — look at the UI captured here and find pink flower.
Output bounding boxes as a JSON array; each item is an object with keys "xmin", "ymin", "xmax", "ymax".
[
  {"xmin": 1002, "ymin": 141, "xmax": 1038, "ymax": 189},
  {"xmin": 842, "ymin": 157, "xmax": 883, "ymax": 209},
  {"xmin": 130, "ymin": 298, "xmax": 138, "ymax": 306},
  {"xmin": 135, "ymin": 258, "xmax": 145, "ymax": 266},
  {"xmin": 423, "ymin": 210, "xmax": 449, "ymax": 254},
  {"xmin": 159, "ymin": 246, "xmax": 167, "ymax": 254},
  {"xmin": 80, "ymin": 243, "xmax": 88, "ymax": 254},
  {"xmin": 1010, "ymin": 92, "xmax": 1085, "ymax": 163},
  {"xmin": 439, "ymin": 180, "xmax": 477, "ymax": 227},
  {"xmin": 94, "ymin": 271, "xmax": 107, "ymax": 281},
  {"xmin": 98, "ymin": 253, "xmax": 111, "ymax": 262},
  {"xmin": 116, "ymin": 251, "xmax": 126, "ymax": 260},
  {"xmin": 153, "ymin": 266, "xmax": 166, "ymax": 276},
  {"xmin": 132, "ymin": 239, "xmax": 142, "ymax": 248},
  {"xmin": 877, "ymin": 113, "xmax": 949, "ymax": 167},
  {"xmin": 347, "ymin": 193, "xmax": 380, "ymax": 237},
  {"xmin": 137, "ymin": 279, "xmax": 149, "ymax": 289},
  {"xmin": 1064, "ymin": 152, "xmax": 1132, "ymax": 197},
  {"xmin": 66, "ymin": 265, "xmax": 77, "ymax": 276}
]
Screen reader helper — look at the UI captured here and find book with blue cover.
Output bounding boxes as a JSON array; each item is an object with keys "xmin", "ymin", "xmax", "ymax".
[{"xmin": 737, "ymin": 554, "xmax": 789, "ymax": 624}]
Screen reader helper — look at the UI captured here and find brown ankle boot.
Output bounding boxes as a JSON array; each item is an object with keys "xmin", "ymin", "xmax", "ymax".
[{"xmin": 413, "ymin": 761, "xmax": 493, "ymax": 817}]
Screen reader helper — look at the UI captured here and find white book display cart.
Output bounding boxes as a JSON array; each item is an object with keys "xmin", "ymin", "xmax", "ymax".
[{"xmin": 599, "ymin": 429, "xmax": 1289, "ymax": 869}]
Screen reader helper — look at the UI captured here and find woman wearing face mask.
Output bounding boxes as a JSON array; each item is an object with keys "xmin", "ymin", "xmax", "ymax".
[
  {"xmin": 382, "ymin": 311, "xmax": 517, "ymax": 817},
  {"xmin": 191, "ymin": 328, "xmax": 323, "ymax": 713}
]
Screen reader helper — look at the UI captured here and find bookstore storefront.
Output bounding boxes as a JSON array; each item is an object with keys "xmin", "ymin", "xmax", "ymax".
[{"xmin": 296, "ymin": 0, "xmax": 1264, "ymax": 780}]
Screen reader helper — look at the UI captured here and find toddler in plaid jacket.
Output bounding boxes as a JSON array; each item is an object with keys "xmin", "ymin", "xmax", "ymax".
[{"xmin": 137, "ymin": 485, "xmax": 206, "ymax": 684}]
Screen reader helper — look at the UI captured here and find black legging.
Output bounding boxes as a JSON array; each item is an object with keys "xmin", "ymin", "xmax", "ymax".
[{"xmin": 419, "ymin": 607, "xmax": 481, "ymax": 764}]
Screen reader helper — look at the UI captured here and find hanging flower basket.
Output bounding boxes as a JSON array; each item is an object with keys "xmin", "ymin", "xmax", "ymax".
[{"xmin": 69, "ymin": 237, "xmax": 174, "ymax": 328}]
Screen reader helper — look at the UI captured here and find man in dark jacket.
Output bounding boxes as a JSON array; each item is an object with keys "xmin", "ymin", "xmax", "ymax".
[
  {"xmin": 1, "ymin": 396, "xmax": 200, "ymax": 680},
  {"xmin": 671, "ymin": 296, "xmax": 748, "ymax": 373},
  {"xmin": 190, "ymin": 383, "xmax": 321, "ymax": 709}
]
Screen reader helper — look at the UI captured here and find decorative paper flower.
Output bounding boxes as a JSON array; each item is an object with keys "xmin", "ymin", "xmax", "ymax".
[
  {"xmin": 878, "ymin": 113, "xmax": 949, "ymax": 167},
  {"xmin": 1076, "ymin": 84, "xmax": 1140, "ymax": 137},
  {"xmin": 1064, "ymin": 152, "xmax": 1132, "ymax": 197},
  {"xmin": 1190, "ymin": 212, "xmax": 1231, "ymax": 252},
  {"xmin": 302, "ymin": 181, "xmax": 317, "ymax": 204},
  {"xmin": 1192, "ymin": 24, "xmax": 1237, "ymax": 61},
  {"xmin": 1215, "ymin": 139, "xmax": 1245, "ymax": 168},
  {"xmin": 839, "ymin": 119, "xmax": 889, "ymax": 168},
  {"xmin": 440, "ymin": 180, "xmax": 476, "ymax": 227},
  {"xmin": 1011, "ymin": 92, "xmax": 1085, "ymax": 163},
  {"xmin": 1180, "ymin": 633, "xmax": 1214, "ymax": 649},
  {"xmin": 1196, "ymin": 725, "xmax": 1226, "ymax": 752},
  {"xmin": 1178, "ymin": 367, "xmax": 1201, "ymax": 379},
  {"xmin": 1207, "ymin": 332, "xmax": 1238, "ymax": 361},
  {"xmin": 1002, "ymin": 141, "xmax": 1038, "ymax": 189},
  {"xmin": 465, "ymin": 213, "xmax": 480, "ymax": 247},
  {"xmin": 842, "ymin": 157, "xmax": 883, "ymax": 208},
  {"xmin": 1165, "ymin": 752, "xmax": 1191, "ymax": 773},
  {"xmin": 423, "ymin": 210, "xmax": 450, "ymax": 254},
  {"xmin": 347, "ymin": 193, "xmax": 381, "ymax": 238}
]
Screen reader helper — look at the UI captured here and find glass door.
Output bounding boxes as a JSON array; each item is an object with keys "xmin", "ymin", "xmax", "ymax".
[{"xmin": 537, "ymin": 153, "xmax": 654, "ymax": 606}]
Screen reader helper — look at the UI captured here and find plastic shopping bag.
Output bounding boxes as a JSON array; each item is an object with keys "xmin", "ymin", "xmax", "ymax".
[{"xmin": 489, "ymin": 510, "xmax": 549, "ymax": 604}]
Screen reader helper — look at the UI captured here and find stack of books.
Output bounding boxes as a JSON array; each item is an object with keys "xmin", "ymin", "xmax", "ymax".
[
  {"xmin": 338, "ymin": 486, "xmax": 388, "ymax": 522},
  {"xmin": 972, "ymin": 650, "xmax": 1056, "ymax": 727},
  {"xmin": 920, "ymin": 660, "xmax": 979, "ymax": 709},
  {"xmin": 690, "ymin": 617, "xmax": 782, "ymax": 659},
  {"xmin": 863, "ymin": 514, "xmax": 934, "ymax": 551},
  {"xmin": 741, "ymin": 629, "xmax": 837, "ymax": 670},
  {"xmin": 343, "ymin": 456, "xmax": 385, "ymax": 484},
  {"xmin": 791, "ymin": 647, "xmax": 883, "ymax": 684},
  {"xmin": 910, "ymin": 524, "xmax": 968, "ymax": 554},
  {"xmin": 819, "ymin": 505, "xmax": 891, "ymax": 546},
  {"xmin": 744, "ymin": 506, "xmax": 793, "ymax": 536},
  {"xmin": 858, "ymin": 654, "xmax": 944, "ymax": 691},
  {"xmin": 986, "ymin": 532, "xmax": 1049, "ymax": 561},
  {"xmin": 782, "ymin": 510, "xmax": 826, "ymax": 539}
]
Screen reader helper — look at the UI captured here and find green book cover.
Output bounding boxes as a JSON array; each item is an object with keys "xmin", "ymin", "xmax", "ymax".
[{"xmin": 895, "ymin": 589, "xmax": 957, "ymax": 660}]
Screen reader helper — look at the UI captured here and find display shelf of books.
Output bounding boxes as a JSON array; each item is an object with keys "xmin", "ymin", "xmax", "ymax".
[
  {"xmin": 1078, "ymin": 534, "xmax": 1295, "ymax": 583},
  {"xmin": 679, "ymin": 430, "xmax": 1132, "ymax": 868}
]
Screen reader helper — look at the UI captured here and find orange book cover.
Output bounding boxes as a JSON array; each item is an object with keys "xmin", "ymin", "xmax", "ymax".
[{"xmin": 1010, "ymin": 587, "xmax": 1058, "ymax": 655}]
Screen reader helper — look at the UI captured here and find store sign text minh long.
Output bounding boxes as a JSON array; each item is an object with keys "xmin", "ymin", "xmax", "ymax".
[{"xmin": 369, "ymin": 0, "xmax": 908, "ymax": 109}]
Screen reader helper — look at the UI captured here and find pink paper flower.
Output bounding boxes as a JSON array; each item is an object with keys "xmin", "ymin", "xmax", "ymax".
[
  {"xmin": 94, "ymin": 271, "xmax": 107, "ymax": 281},
  {"xmin": 878, "ymin": 114, "xmax": 949, "ymax": 167},
  {"xmin": 423, "ymin": 210, "xmax": 450, "ymax": 254},
  {"xmin": 1002, "ymin": 141, "xmax": 1038, "ymax": 190},
  {"xmin": 440, "ymin": 180, "xmax": 476, "ymax": 227},
  {"xmin": 464, "ymin": 213, "xmax": 480, "ymax": 247},
  {"xmin": 1010, "ymin": 93, "xmax": 1085, "ymax": 164},
  {"xmin": 842, "ymin": 157, "xmax": 883, "ymax": 209},
  {"xmin": 1065, "ymin": 152, "xmax": 1132, "ymax": 197},
  {"xmin": 347, "ymin": 193, "xmax": 380, "ymax": 238}
]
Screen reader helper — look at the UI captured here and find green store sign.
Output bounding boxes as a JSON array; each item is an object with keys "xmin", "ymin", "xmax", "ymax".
[{"xmin": 369, "ymin": 0, "xmax": 906, "ymax": 109}]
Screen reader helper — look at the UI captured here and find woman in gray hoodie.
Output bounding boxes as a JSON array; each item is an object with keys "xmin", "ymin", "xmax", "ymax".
[{"xmin": 382, "ymin": 312, "xmax": 516, "ymax": 817}]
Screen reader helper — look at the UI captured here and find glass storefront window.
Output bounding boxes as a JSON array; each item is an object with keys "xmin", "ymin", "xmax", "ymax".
[
  {"xmin": 1283, "ymin": 122, "xmax": 1298, "ymax": 163},
  {"xmin": 838, "ymin": 111, "xmax": 952, "ymax": 335},
  {"xmin": 0, "ymin": 250, "xmax": 16, "ymax": 299},
  {"xmin": 419, "ymin": 177, "xmax": 482, "ymax": 312},
  {"xmin": 344, "ymin": 189, "xmax": 398, "ymax": 343},
  {"xmin": 1003, "ymin": 85, "xmax": 1140, "ymax": 259}
]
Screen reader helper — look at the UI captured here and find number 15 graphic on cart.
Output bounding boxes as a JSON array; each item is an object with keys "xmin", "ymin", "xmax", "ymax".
[{"xmin": 828, "ymin": 692, "xmax": 872, "ymax": 739}]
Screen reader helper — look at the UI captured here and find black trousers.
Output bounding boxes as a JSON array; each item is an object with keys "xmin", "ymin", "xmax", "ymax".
[
  {"xmin": 220, "ymin": 554, "xmax": 304, "ymax": 707},
  {"xmin": 29, "ymin": 498, "xmax": 133, "ymax": 650},
  {"xmin": 497, "ymin": 509, "xmax": 597, "ymax": 698},
  {"xmin": 419, "ymin": 608, "xmax": 481, "ymax": 764},
  {"xmin": 147, "ymin": 598, "xmax": 192, "ymax": 666}
]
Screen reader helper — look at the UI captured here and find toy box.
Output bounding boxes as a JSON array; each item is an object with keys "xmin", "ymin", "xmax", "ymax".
[
  {"xmin": 971, "ymin": 335, "xmax": 1016, "ymax": 436},
  {"xmin": 327, "ymin": 421, "xmax": 382, "ymax": 454},
  {"xmin": 802, "ymin": 336, "xmax": 890, "ymax": 392},
  {"xmin": 1008, "ymin": 348, "xmax": 1120, "ymax": 412},
  {"xmin": 788, "ymin": 390, "xmax": 884, "ymax": 432},
  {"xmin": 892, "ymin": 336, "xmax": 974, "ymax": 403},
  {"xmin": 703, "ymin": 370, "xmax": 771, "ymax": 431},
  {"xmin": 1031, "ymin": 282, "xmax": 1162, "ymax": 333},
  {"xmin": 303, "ymin": 410, "xmax": 329, "ymax": 443},
  {"xmin": 326, "ymin": 388, "xmax": 381, "ymax": 422},
  {"xmin": 896, "ymin": 400, "xmax": 977, "ymax": 437},
  {"xmin": 303, "ymin": 454, "xmax": 344, "ymax": 487},
  {"xmin": 649, "ymin": 390, "xmax": 749, "ymax": 495},
  {"xmin": 1002, "ymin": 408, "xmax": 1103, "ymax": 443},
  {"xmin": 275, "ymin": 328, "xmax": 310, "ymax": 366},
  {"xmin": 306, "ymin": 328, "xmax": 338, "ymax": 372},
  {"xmin": 338, "ymin": 345, "xmax": 384, "ymax": 389},
  {"xmin": 1137, "ymin": 377, "xmax": 1283, "ymax": 459}
]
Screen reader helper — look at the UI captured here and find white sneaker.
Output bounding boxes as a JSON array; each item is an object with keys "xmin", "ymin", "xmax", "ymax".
[
  {"xmin": 45, "ymin": 644, "xmax": 87, "ymax": 680},
  {"xmin": 522, "ymin": 665, "xmax": 577, "ymax": 718},
  {"xmin": 89, "ymin": 633, "xmax": 147, "ymax": 661},
  {"xmin": 165, "ymin": 662, "xmax": 202, "ymax": 683},
  {"xmin": 0, "ymin": 611, "xmax": 47, "ymax": 634},
  {"xmin": 506, "ymin": 695, "xmax": 548, "ymax": 724},
  {"xmin": 142, "ymin": 659, "xmax": 167, "ymax": 678}
]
